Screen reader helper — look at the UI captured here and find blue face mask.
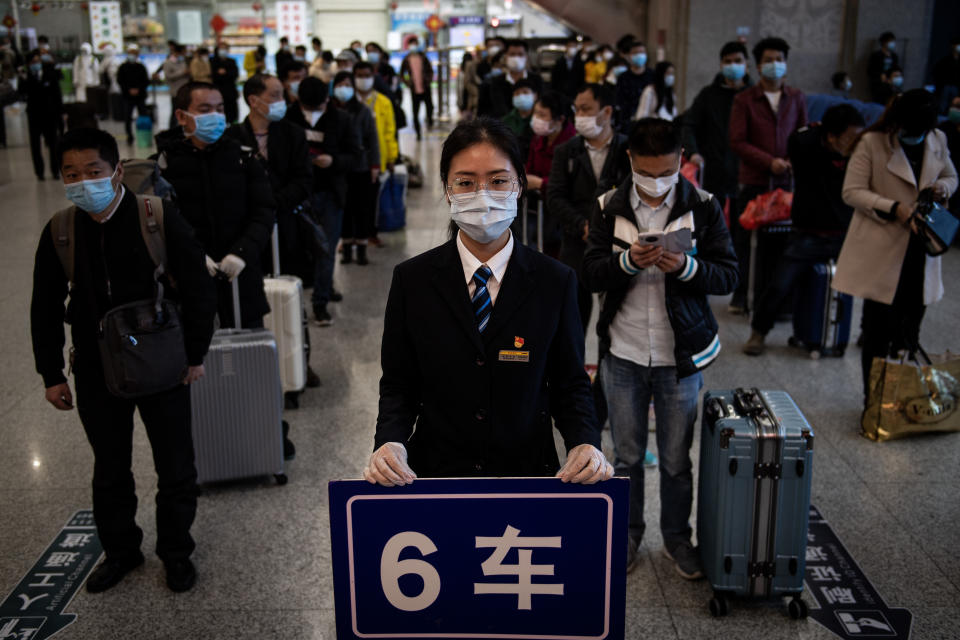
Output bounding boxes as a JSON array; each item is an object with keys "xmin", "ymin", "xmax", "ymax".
[
  {"xmin": 489, "ymin": 67, "xmax": 504, "ymax": 77},
  {"xmin": 289, "ymin": 81, "xmax": 301, "ymax": 98},
  {"xmin": 187, "ymin": 112, "xmax": 226, "ymax": 144},
  {"xmin": 898, "ymin": 130, "xmax": 925, "ymax": 146},
  {"xmin": 891, "ymin": 76, "xmax": 904, "ymax": 88},
  {"xmin": 41, "ymin": 54, "xmax": 54, "ymax": 63},
  {"xmin": 512, "ymin": 93, "xmax": 534, "ymax": 111},
  {"xmin": 334, "ymin": 85, "xmax": 354, "ymax": 102},
  {"xmin": 630, "ymin": 52, "xmax": 647, "ymax": 68},
  {"xmin": 761, "ymin": 60, "xmax": 788, "ymax": 80},
  {"xmin": 664, "ymin": 74, "xmax": 675, "ymax": 88},
  {"xmin": 367, "ymin": 51, "xmax": 380, "ymax": 64},
  {"xmin": 265, "ymin": 99, "xmax": 287, "ymax": 122},
  {"xmin": 722, "ymin": 63, "xmax": 746, "ymax": 81},
  {"xmin": 30, "ymin": 62, "xmax": 43, "ymax": 74},
  {"xmin": 64, "ymin": 169, "xmax": 119, "ymax": 214}
]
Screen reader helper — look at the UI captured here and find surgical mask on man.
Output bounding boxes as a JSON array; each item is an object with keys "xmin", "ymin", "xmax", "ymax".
[
  {"xmin": 367, "ymin": 51, "xmax": 380, "ymax": 64},
  {"xmin": 603, "ymin": 50, "xmax": 614, "ymax": 61},
  {"xmin": 575, "ymin": 114, "xmax": 605, "ymax": 139},
  {"xmin": 334, "ymin": 85, "xmax": 355, "ymax": 102},
  {"xmin": 530, "ymin": 116, "xmax": 557, "ymax": 137},
  {"xmin": 664, "ymin": 74, "xmax": 675, "ymax": 88},
  {"xmin": 887, "ymin": 41, "xmax": 896, "ymax": 51},
  {"xmin": 761, "ymin": 61, "xmax": 787, "ymax": 80},
  {"xmin": 722, "ymin": 63, "xmax": 746, "ymax": 81},
  {"xmin": 64, "ymin": 168, "xmax": 119, "ymax": 214},
  {"xmin": 450, "ymin": 191, "xmax": 517, "ymax": 244},
  {"xmin": 506, "ymin": 55, "xmax": 526, "ymax": 72},
  {"xmin": 487, "ymin": 45, "xmax": 502, "ymax": 58},
  {"xmin": 288, "ymin": 81, "xmax": 301, "ymax": 98},
  {"xmin": 264, "ymin": 99, "xmax": 287, "ymax": 122},
  {"xmin": 355, "ymin": 77, "xmax": 374, "ymax": 93},
  {"xmin": 844, "ymin": 78, "xmax": 853, "ymax": 91},
  {"xmin": 186, "ymin": 112, "xmax": 226, "ymax": 144},
  {"xmin": 630, "ymin": 52, "xmax": 647, "ymax": 68},
  {"xmin": 512, "ymin": 93, "xmax": 534, "ymax": 111},
  {"xmin": 891, "ymin": 75, "xmax": 904, "ymax": 88},
  {"xmin": 30, "ymin": 62, "xmax": 42, "ymax": 74},
  {"xmin": 632, "ymin": 167, "xmax": 679, "ymax": 198}
]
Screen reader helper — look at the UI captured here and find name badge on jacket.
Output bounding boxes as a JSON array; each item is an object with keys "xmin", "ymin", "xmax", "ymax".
[{"xmin": 499, "ymin": 337, "xmax": 529, "ymax": 362}]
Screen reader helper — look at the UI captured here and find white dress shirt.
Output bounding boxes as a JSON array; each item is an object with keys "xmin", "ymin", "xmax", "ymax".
[
  {"xmin": 608, "ymin": 184, "xmax": 677, "ymax": 367},
  {"xmin": 585, "ymin": 134, "xmax": 613, "ymax": 181},
  {"xmin": 457, "ymin": 231, "xmax": 514, "ymax": 304}
]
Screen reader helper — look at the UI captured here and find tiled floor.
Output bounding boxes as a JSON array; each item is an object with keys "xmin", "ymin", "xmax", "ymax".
[{"xmin": 1, "ymin": 98, "xmax": 958, "ymax": 639}]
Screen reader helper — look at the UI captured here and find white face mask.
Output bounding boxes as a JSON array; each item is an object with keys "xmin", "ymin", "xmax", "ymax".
[
  {"xmin": 575, "ymin": 114, "xmax": 604, "ymax": 139},
  {"xmin": 633, "ymin": 167, "xmax": 679, "ymax": 198},
  {"xmin": 506, "ymin": 55, "xmax": 526, "ymax": 72},
  {"xmin": 450, "ymin": 191, "xmax": 517, "ymax": 244},
  {"xmin": 355, "ymin": 76, "xmax": 374, "ymax": 92},
  {"xmin": 530, "ymin": 115, "xmax": 557, "ymax": 137}
]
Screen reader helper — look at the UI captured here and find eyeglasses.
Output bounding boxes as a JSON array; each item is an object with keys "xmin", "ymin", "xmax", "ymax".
[{"xmin": 446, "ymin": 175, "xmax": 519, "ymax": 202}]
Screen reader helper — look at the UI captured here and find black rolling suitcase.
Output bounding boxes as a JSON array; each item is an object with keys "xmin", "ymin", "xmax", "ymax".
[{"xmin": 789, "ymin": 260, "xmax": 852, "ymax": 358}]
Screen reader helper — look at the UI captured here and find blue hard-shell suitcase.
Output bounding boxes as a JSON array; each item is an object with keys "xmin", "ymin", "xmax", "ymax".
[
  {"xmin": 789, "ymin": 260, "xmax": 852, "ymax": 358},
  {"xmin": 377, "ymin": 167, "xmax": 407, "ymax": 232},
  {"xmin": 698, "ymin": 388, "xmax": 814, "ymax": 618}
]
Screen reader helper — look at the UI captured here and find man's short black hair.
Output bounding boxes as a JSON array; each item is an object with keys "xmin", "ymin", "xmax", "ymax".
[
  {"xmin": 616, "ymin": 34, "xmax": 635, "ymax": 54},
  {"xmin": 506, "ymin": 39, "xmax": 528, "ymax": 52},
  {"xmin": 279, "ymin": 60, "xmax": 308, "ymax": 81},
  {"xmin": 752, "ymin": 37, "xmax": 790, "ymax": 66},
  {"xmin": 628, "ymin": 40, "xmax": 646, "ymax": 51},
  {"xmin": 295, "ymin": 45, "xmax": 307, "ymax": 53},
  {"xmin": 513, "ymin": 78, "xmax": 538, "ymax": 93},
  {"xmin": 242, "ymin": 73, "xmax": 274, "ymax": 104},
  {"xmin": 720, "ymin": 41, "xmax": 747, "ymax": 59},
  {"xmin": 280, "ymin": 36, "xmax": 289, "ymax": 44},
  {"xmin": 831, "ymin": 71, "xmax": 849, "ymax": 90},
  {"xmin": 628, "ymin": 118, "xmax": 681, "ymax": 157},
  {"xmin": 820, "ymin": 103, "xmax": 866, "ymax": 137},
  {"xmin": 354, "ymin": 61, "xmax": 374, "ymax": 74},
  {"xmin": 298, "ymin": 76, "xmax": 329, "ymax": 109},
  {"xmin": 888, "ymin": 64, "xmax": 903, "ymax": 75},
  {"xmin": 59, "ymin": 127, "xmax": 120, "ymax": 169},
  {"xmin": 576, "ymin": 83, "xmax": 614, "ymax": 109},
  {"xmin": 174, "ymin": 81, "xmax": 219, "ymax": 112},
  {"xmin": 312, "ymin": 37, "xmax": 322, "ymax": 47},
  {"xmin": 880, "ymin": 31, "xmax": 896, "ymax": 44}
]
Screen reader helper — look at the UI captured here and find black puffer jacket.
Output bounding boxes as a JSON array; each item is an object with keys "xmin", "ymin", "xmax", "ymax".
[
  {"xmin": 582, "ymin": 176, "xmax": 739, "ymax": 378},
  {"xmin": 156, "ymin": 127, "xmax": 276, "ymax": 325}
]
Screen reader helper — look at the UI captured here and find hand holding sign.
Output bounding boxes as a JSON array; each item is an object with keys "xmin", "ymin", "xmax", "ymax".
[{"xmin": 363, "ymin": 442, "xmax": 417, "ymax": 486}]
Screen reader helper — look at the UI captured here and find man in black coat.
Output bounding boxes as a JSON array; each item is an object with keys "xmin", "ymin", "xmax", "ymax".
[
  {"xmin": 31, "ymin": 128, "xmax": 217, "ymax": 594},
  {"xmin": 117, "ymin": 45, "xmax": 150, "ymax": 144},
  {"xmin": 211, "ymin": 43, "xmax": 241, "ymax": 124},
  {"xmin": 19, "ymin": 48, "xmax": 63, "ymax": 180},
  {"xmin": 157, "ymin": 81, "xmax": 276, "ymax": 328},
  {"xmin": 547, "ymin": 84, "xmax": 631, "ymax": 333},
  {"xmin": 284, "ymin": 76, "xmax": 363, "ymax": 324},
  {"xmin": 275, "ymin": 37, "xmax": 294, "ymax": 74},
  {"xmin": 551, "ymin": 36, "xmax": 586, "ymax": 99},
  {"xmin": 477, "ymin": 39, "xmax": 543, "ymax": 119}
]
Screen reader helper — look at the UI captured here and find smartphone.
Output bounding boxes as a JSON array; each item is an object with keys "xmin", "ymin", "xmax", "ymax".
[{"xmin": 640, "ymin": 232, "xmax": 665, "ymax": 247}]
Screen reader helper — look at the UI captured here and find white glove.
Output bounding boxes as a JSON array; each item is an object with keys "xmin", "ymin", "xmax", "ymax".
[
  {"xmin": 204, "ymin": 255, "xmax": 218, "ymax": 277},
  {"xmin": 363, "ymin": 442, "xmax": 417, "ymax": 486},
  {"xmin": 218, "ymin": 254, "xmax": 246, "ymax": 281},
  {"xmin": 557, "ymin": 444, "xmax": 614, "ymax": 485}
]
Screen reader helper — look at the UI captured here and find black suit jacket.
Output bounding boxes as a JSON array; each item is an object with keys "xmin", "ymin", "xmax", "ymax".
[
  {"xmin": 551, "ymin": 55, "xmax": 586, "ymax": 98},
  {"xmin": 375, "ymin": 236, "xmax": 601, "ymax": 478}
]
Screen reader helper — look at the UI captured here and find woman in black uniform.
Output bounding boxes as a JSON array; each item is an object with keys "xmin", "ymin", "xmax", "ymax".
[{"xmin": 364, "ymin": 117, "xmax": 612, "ymax": 486}]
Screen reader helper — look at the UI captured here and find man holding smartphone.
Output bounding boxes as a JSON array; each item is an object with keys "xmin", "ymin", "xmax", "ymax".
[{"xmin": 582, "ymin": 118, "xmax": 738, "ymax": 577}]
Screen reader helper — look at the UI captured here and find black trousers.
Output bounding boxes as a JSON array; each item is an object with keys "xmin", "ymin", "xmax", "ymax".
[
  {"xmin": 27, "ymin": 113, "xmax": 59, "ymax": 179},
  {"xmin": 860, "ymin": 233, "xmax": 928, "ymax": 398},
  {"xmin": 342, "ymin": 170, "xmax": 376, "ymax": 241},
  {"xmin": 123, "ymin": 94, "xmax": 148, "ymax": 139},
  {"xmin": 558, "ymin": 235, "xmax": 592, "ymax": 336},
  {"xmin": 411, "ymin": 91, "xmax": 433, "ymax": 137},
  {"xmin": 75, "ymin": 353, "xmax": 198, "ymax": 563}
]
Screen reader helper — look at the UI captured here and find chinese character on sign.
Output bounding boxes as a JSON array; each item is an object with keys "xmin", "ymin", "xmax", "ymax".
[
  {"xmin": 0, "ymin": 618, "xmax": 41, "ymax": 640},
  {"xmin": 474, "ymin": 525, "xmax": 564, "ymax": 610},
  {"xmin": 43, "ymin": 552, "xmax": 79, "ymax": 568},
  {"xmin": 820, "ymin": 586, "xmax": 856, "ymax": 605},
  {"xmin": 60, "ymin": 533, "xmax": 94, "ymax": 549},
  {"xmin": 806, "ymin": 546, "xmax": 828, "ymax": 562},
  {"xmin": 809, "ymin": 565, "xmax": 842, "ymax": 582},
  {"xmin": 807, "ymin": 532, "xmax": 816, "ymax": 543},
  {"xmin": 27, "ymin": 573, "xmax": 63, "ymax": 588}
]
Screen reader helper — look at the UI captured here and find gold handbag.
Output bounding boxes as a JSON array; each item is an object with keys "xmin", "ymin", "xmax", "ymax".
[{"xmin": 862, "ymin": 346, "xmax": 960, "ymax": 441}]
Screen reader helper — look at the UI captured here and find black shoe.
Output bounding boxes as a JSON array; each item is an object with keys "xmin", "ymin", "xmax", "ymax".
[
  {"xmin": 341, "ymin": 243, "xmax": 353, "ymax": 264},
  {"xmin": 165, "ymin": 558, "xmax": 196, "ymax": 592},
  {"xmin": 284, "ymin": 391, "xmax": 300, "ymax": 410},
  {"xmin": 36, "ymin": 174, "xmax": 44, "ymax": 181},
  {"xmin": 282, "ymin": 420, "xmax": 296, "ymax": 460},
  {"xmin": 306, "ymin": 365, "xmax": 321, "ymax": 388},
  {"xmin": 356, "ymin": 244, "xmax": 369, "ymax": 266},
  {"xmin": 86, "ymin": 552, "xmax": 144, "ymax": 593},
  {"xmin": 313, "ymin": 304, "xmax": 333, "ymax": 326},
  {"xmin": 329, "ymin": 290, "xmax": 343, "ymax": 303}
]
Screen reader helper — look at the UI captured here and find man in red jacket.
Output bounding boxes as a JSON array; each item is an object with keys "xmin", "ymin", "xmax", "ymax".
[{"xmin": 728, "ymin": 37, "xmax": 807, "ymax": 313}]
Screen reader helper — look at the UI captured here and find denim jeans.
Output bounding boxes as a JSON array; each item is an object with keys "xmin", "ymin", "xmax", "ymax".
[
  {"xmin": 601, "ymin": 353, "xmax": 702, "ymax": 549},
  {"xmin": 309, "ymin": 192, "xmax": 343, "ymax": 306}
]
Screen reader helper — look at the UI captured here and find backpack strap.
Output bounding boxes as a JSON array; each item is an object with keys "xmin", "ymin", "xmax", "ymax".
[
  {"xmin": 51, "ymin": 206, "xmax": 77, "ymax": 283},
  {"xmin": 136, "ymin": 195, "xmax": 167, "ymax": 277}
]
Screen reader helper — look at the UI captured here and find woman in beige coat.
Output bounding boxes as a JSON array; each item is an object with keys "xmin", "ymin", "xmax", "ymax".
[{"xmin": 834, "ymin": 89, "xmax": 958, "ymax": 397}]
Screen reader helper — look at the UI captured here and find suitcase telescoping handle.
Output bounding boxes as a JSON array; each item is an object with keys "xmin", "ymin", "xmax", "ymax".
[
  {"xmin": 231, "ymin": 277, "xmax": 242, "ymax": 329},
  {"xmin": 271, "ymin": 222, "xmax": 280, "ymax": 277}
]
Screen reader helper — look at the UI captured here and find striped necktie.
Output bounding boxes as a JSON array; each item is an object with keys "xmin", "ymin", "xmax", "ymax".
[{"xmin": 472, "ymin": 265, "xmax": 493, "ymax": 333}]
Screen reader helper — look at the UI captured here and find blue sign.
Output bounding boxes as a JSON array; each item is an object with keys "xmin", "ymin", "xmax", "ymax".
[
  {"xmin": 329, "ymin": 478, "xmax": 628, "ymax": 640},
  {"xmin": 449, "ymin": 16, "xmax": 485, "ymax": 27}
]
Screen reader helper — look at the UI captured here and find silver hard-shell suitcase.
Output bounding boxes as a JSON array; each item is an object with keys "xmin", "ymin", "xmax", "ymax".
[{"xmin": 190, "ymin": 279, "xmax": 286, "ymax": 485}]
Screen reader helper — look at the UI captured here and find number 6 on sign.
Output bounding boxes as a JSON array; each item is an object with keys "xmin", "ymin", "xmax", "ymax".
[{"xmin": 380, "ymin": 531, "xmax": 442, "ymax": 611}]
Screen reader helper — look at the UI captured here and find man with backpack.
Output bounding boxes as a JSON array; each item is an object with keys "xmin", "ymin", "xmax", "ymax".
[{"xmin": 30, "ymin": 128, "xmax": 218, "ymax": 593}]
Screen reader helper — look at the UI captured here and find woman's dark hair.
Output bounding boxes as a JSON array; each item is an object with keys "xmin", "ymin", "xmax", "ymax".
[
  {"xmin": 366, "ymin": 42, "xmax": 385, "ymax": 54},
  {"xmin": 854, "ymin": 88, "xmax": 938, "ymax": 149},
  {"xmin": 752, "ymin": 36, "xmax": 790, "ymax": 66},
  {"xmin": 536, "ymin": 89, "xmax": 571, "ymax": 124},
  {"xmin": 59, "ymin": 127, "xmax": 119, "ymax": 169},
  {"xmin": 652, "ymin": 61, "xmax": 675, "ymax": 115},
  {"xmin": 298, "ymin": 76, "xmax": 329, "ymax": 109},
  {"xmin": 440, "ymin": 117, "xmax": 528, "ymax": 204},
  {"xmin": 322, "ymin": 50, "xmax": 334, "ymax": 63}
]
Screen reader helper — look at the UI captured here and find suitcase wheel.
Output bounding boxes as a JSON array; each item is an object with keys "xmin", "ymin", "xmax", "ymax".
[
  {"xmin": 808, "ymin": 349, "xmax": 821, "ymax": 360},
  {"xmin": 787, "ymin": 596, "xmax": 808, "ymax": 620},
  {"xmin": 275, "ymin": 473, "xmax": 289, "ymax": 486},
  {"xmin": 708, "ymin": 592, "xmax": 730, "ymax": 617}
]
